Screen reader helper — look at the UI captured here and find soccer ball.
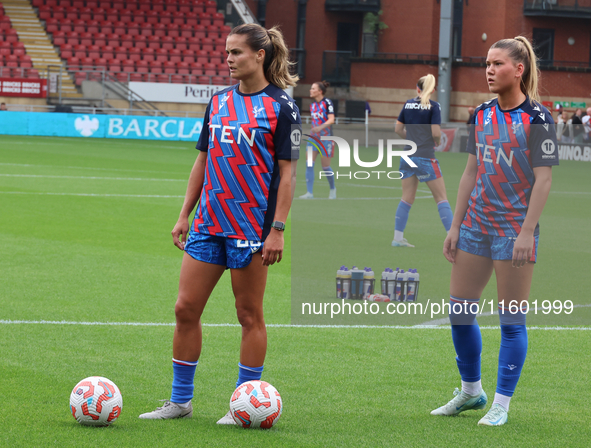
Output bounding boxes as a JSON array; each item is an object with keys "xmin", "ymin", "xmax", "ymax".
[
  {"xmin": 229, "ymin": 380, "xmax": 282, "ymax": 429},
  {"xmin": 69, "ymin": 376, "xmax": 122, "ymax": 426}
]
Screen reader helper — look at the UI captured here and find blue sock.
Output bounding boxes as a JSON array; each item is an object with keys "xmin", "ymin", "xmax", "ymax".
[
  {"xmin": 323, "ymin": 166, "xmax": 335, "ymax": 189},
  {"xmin": 497, "ymin": 304, "xmax": 527, "ymax": 397},
  {"xmin": 395, "ymin": 200, "xmax": 412, "ymax": 232},
  {"xmin": 306, "ymin": 166, "xmax": 314, "ymax": 194},
  {"xmin": 236, "ymin": 363, "xmax": 264, "ymax": 389},
  {"xmin": 437, "ymin": 200, "xmax": 453, "ymax": 232},
  {"xmin": 171, "ymin": 358, "xmax": 198, "ymax": 403},
  {"xmin": 449, "ymin": 296, "xmax": 482, "ymax": 382}
]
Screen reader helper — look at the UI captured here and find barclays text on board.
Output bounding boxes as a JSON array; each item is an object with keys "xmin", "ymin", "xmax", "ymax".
[{"xmin": 0, "ymin": 111, "xmax": 204, "ymax": 141}]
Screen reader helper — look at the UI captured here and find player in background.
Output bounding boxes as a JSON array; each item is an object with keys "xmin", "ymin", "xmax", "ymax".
[
  {"xmin": 299, "ymin": 80, "xmax": 337, "ymax": 199},
  {"xmin": 432, "ymin": 36, "xmax": 558, "ymax": 426},
  {"xmin": 392, "ymin": 74, "xmax": 453, "ymax": 247},
  {"xmin": 139, "ymin": 23, "xmax": 301, "ymax": 424}
]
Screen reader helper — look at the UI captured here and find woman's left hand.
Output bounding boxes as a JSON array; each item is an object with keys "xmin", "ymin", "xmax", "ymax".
[
  {"xmin": 310, "ymin": 126, "xmax": 321, "ymax": 133},
  {"xmin": 262, "ymin": 230, "xmax": 284, "ymax": 266},
  {"xmin": 512, "ymin": 231, "xmax": 534, "ymax": 268}
]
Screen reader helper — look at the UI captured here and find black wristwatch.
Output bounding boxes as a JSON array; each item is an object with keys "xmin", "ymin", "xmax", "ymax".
[{"xmin": 271, "ymin": 221, "xmax": 285, "ymax": 231}]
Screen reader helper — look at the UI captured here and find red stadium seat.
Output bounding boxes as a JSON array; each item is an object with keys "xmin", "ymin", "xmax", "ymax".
[
  {"xmin": 141, "ymin": 47, "xmax": 155, "ymax": 62},
  {"xmin": 147, "ymin": 35, "xmax": 160, "ymax": 49},
  {"xmin": 136, "ymin": 59, "xmax": 149, "ymax": 73},
  {"xmin": 80, "ymin": 57, "xmax": 94, "ymax": 68},
  {"xmin": 153, "ymin": 23, "xmax": 166, "ymax": 37},
  {"xmin": 132, "ymin": 13, "xmax": 146, "ymax": 24},
  {"xmin": 181, "ymin": 51, "xmax": 195, "ymax": 64},
  {"xmin": 92, "ymin": 8, "xmax": 106, "ymax": 21},
  {"xmin": 71, "ymin": 19, "xmax": 85, "ymax": 33},
  {"xmin": 169, "ymin": 48, "xmax": 182, "ymax": 63},
  {"xmin": 116, "ymin": 72, "xmax": 129, "ymax": 83},
  {"xmin": 119, "ymin": 10, "xmax": 134, "ymax": 23},
  {"xmin": 95, "ymin": 57, "xmax": 108, "ymax": 70},
  {"xmin": 129, "ymin": 72, "xmax": 143, "ymax": 82},
  {"xmin": 171, "ymin": 11, "xmax": 185, "ymax": 25},
  {"xmin": 65, "ymin": 31, "xmax": 80, "ymax": 46},
  {"xmin": 161, "ymin": 36, "xmax": 174, "ymax": 50},
  {"xmin": 80, "ymin": 32, "xmax": 94, "ymax": 46},
  {"xmin": 170, "ymin": 74, "xmax": 184, "ymax": 83},
  {"xmin": 163, "ymin": 60, "xmax": 176, "ymax": 74},
  {"xmin": 73, "ymin": 44, "xmax": 87, "ymax": 58},
  {"xmin": 140, "ymin": 23, "xmax": 153, "ymax": 37},
  {"xmin": 108, "ymin": 59, "xmax": 122, "ymax": 72},
  {"xmin": 106, "ymin": 33, "xmax": 120, "ymax": 47},
  {"xmin": 79, "ymin": 7, "xmax": 93, "ymax": 20},
  {"xmin": 188, "ymin": 61, "xmax": 203, "ymax": 75},
  {"xmin": 179, "ymin": 0, "xmax": 191, "ymax": 13},
  {"xmin": 127, "ymin": 47, "xmax": 141, "ymax": 61},
  {"xmin": 174, "ymin": 36, "xmax": 188, "ymax": 51},
  {"xmin": 155, "ymin": 47, "xmax": 168, "ymax": 63},
  {"xmin": 60, "ymin": 44, "xmax": 74, "ymax": 59},
  {"xmin": 113, "ymin": 21, "xmax": 126, "ymax": 35},
  {"xmin": 53, "ymin": 31, "xmax": 67, "ymax": 46},
  {"xmin": 99, "ymin": 21, "xmax": 113, "ymax": 34},
  {"xmin": 94, "ymin": 33, "xmax": 107, "ymax": 46},
  {"xmin": 65, "ymin": 6, "xmax": 79, "ymax": 20},
  {"xmin": 88, "ymin": 45, "xmax": 101, "ymax": 59},
  {"xmin": 73, "ymin": 0, "xmax": 85, "ymax": 8},
  {"xmin": 145, "ymin": 10, "xmax": 159, "ymax": 24},
  {"xmin": 46, "ymin": 18, "xmax": 60, "ymax": 33},
  {"xmin": 127, "ymin": 23, "xmax": 140, "ymax": 36},
  {"xmin": 148, "ymin": 60, "xmax": 163, "ymax": 74},
  {"xmin": 121, "ymin": 59, "xmax": 135, "ymax": 72},
  {"xmin": 159, "ymin": 11, "xmax": 172, "ymax": 25},
  {"xmin": 177, "ymin": 61, "xmax": 189, "ymax": 74},
  {"xmin": 106, "ymin": 8, "xmax": 119, "ymax": 22},
  {"xmin": 101, "ymin": 45, "xmax": 115, "ymax": 60},
  {"xmin": 180, "ymin": 23, "xmax": 193, "ymax": 38},
  {"xmin": 86, "ymin": 20, "xmax": 100, "ymax": 34},
  {"xmin": 212, "ymin": 76, "xmax": 225, "ymax": 85},
  {"xmin": 120, "ymin": 35, "xmax": 135, "ymax": 49}
]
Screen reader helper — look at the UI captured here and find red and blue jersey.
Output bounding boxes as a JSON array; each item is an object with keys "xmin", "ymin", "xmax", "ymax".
[
  {"xmin": 194, "ymin": 83, "xmax": 301, "ymax": 241},
  {"xmin": 463, "ymin": 97, "xmax": 559, "ymax": 237},
  {"xmin": 310, "ymin": 97, "xmax": 334, "ymax": 138}
]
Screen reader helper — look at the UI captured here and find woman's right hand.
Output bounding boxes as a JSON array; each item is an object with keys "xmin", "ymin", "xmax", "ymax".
[
  {"xmin": 443, "ymin": 227, "xmax": 460, "ymax": 264},
  {"xmin": 172, "ymin": 217, "xmax": 190, "ymax": 250}
]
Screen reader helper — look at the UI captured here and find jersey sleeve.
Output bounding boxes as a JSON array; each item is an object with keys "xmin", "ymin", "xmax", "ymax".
[
  {"xmin": 466, "ymin": 107, "xmax": 478, "ymax": 155},
  {"xmin": 195, "ymin": 100, "xmax": 212, "ymax": 151},
  {"xmin": 431, "ymin": 101, "xmax": 442, "ymax": 125},
  {"xmin": 324, "ymin": 98, "xmax": 335, "ymax": 115},
  {"xmin": 529, "ymin": 106, "xmax": 559, "ymax": 167},
  {"xmin": 274, "ymin": 101, "xmax": 302, "ymax": 161}
]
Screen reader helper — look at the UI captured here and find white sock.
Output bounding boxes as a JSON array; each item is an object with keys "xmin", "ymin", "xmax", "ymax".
[
  {"xmin": 394, "ymin": 230, "xmax": 404, "ymax": 241},
  {"xmin": 492, "ymin": 393, "xmax": 511, "ymax": 411},
  {"xmin": 175, "ymin": 400, "xmax": 191, "ymax": 409},
  {"xmin": 461, "ymin": 380, "xmax": 482, "ymax": 396}
]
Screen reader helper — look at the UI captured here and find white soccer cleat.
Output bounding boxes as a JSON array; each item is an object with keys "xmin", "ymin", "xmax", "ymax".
[
  {"xmin": 430, "ymin": 387, "xmax": 488, "ymax": 416},
  {"xmin": 478, "ymin": 403, "xmax": 508, "ymax": 426},
  {"xmin": 138, "ymin": 400, "xmax": 192, "ymax": 419},
  {"xmin": 299, "ymin": 192, "xmax": 314, "ymax": 199},
  {"xmin": 328, "ymin": 188, "xmax": 337, "ymax": 199},
  {"xmin": 216, "ymin": 410, "xmax": 236, "ymax": 425},
  {"xmin": 391, "ymin": 238, "xmax": 415, "ymax": 248}
]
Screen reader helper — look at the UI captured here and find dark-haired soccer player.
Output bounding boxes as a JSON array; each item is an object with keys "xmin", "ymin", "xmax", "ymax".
[
  {"xmin": 299, "ymin": 80, "xmax": 337, "ymax": 199},
  {"xmin": 432, "ymin": 36, "xmax": 558, "ymax": 426},
  {"xmin": 139, "ymin": 23, "xmax": 300, "ymax": 425}
]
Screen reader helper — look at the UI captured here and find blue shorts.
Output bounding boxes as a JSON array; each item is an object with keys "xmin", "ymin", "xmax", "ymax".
[
  {"xmin": 399, "ymin": 156, "xmax": 442, "ymax": 182},
  {"xmin": 457, "ymin": 225, "xmax": 538, "ymax": 262},
  {"xmin": 184, "ymin": 232, "xmax": 263, "ymax": 269},
  {"xmin": 307, "ymin": 140, "xmax": 335, "ymax": 158}
]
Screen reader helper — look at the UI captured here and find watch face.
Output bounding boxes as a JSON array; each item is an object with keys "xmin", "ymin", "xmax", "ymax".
[{"xmin": 272, "ymin": 221, "xmax": 285, "ymax": 230}]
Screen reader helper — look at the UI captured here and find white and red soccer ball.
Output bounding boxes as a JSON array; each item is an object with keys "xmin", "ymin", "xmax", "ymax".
[
  {"xmin": 69, "ymin": 376, "xmax": 122, "ymax": 426},
  {"xmin": 229, "ymin": 380, "xmax": 282, "ymax": 429}
]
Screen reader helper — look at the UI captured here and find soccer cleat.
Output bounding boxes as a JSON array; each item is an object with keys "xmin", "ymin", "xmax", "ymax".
[
  {"xmin": 216, "ymin": 410, "xmax": 236, "ymax": 425},
  {"xmin": 328, "ymin": 188, "xmax": 337, "ymax": 199},
  {"xmin": 430, "ymin": 387, "xmax": 488, "ymax": 416},
  {"xmin": 299, "ymin": 192, "xmax": 314, "ymax": 199},
  {"xmin": 391, "ymin": 238, "xmax": 415, "ymax": 248},
  {"xmin": 138, "ymin": 400, "xmax": 193, "ymax": 419},
  {"xmin": 478, "ymin": 403, "xmax": 508, "ymax": 426}
]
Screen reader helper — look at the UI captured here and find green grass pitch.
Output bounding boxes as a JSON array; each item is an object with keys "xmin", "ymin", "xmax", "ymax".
[{"xmin": 0, "ymin": 135, "xmax": 590, "ymax": 447}]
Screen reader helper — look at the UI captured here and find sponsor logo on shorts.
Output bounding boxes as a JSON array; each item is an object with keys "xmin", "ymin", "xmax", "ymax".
[{"xmin": 237, "ymin": 240, "xmax": 262, "ymax": 253}]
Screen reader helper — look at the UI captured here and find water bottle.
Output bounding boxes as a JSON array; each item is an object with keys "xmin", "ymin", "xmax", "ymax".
[
  {"xmin": 350, "ymin": 267, "xmax": 364, "ymax": 300},
  {"xmin": 336, "ymin": 265, "xmax": 347, "ymax": 298},
  {"xmin": 381, "ymin": 268, "xmax": 391, "ymax": 295},
  {"xmin": 405, "ymin": 269, "xmax": 417, "ymax": 302},
  {"xmin": 363, "ymin": 267, "xmax": 375, "ymax": 297},
  {"xmin": 395, "ymin": 269, "xmax": 406, "ymax": 302},
  {"xmin": 386, "ymin": 269, "xmax": 398, "ymax": 301},
  {"xmin": 341, "ymin": 268, "xmax": 351, "ymax": 299}
]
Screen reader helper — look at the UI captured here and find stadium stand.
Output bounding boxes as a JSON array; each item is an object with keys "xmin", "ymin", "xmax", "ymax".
[
  {"xmin": 33, "ymin": 0, "xmax": 232, "ymax": 86},
  {"xmin": 0, "ymin": 3, "xmax": 40, "ymax": 79}
]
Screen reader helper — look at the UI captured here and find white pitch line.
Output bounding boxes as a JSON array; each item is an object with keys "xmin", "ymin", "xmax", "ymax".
[
  {"xmin": 0, "ymin": 320, "xmax": 589, "ymax": 330},
  {"xmin": 0, "ymin": 174, "xmax": 186, "ymax": 182},
  {"xmin": 0, "ymin": 191, "xmax": 184, "ymax": 198},
  {"xmin": 295, "ymin": 195, "xmax": 433, "ymax": 201},
  {"xmin": 0, "ymin": 162, "xmax": 186, "ymax": 176}
]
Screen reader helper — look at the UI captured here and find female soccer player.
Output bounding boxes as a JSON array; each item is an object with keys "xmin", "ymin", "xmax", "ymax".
[
  {"xmin": 299, "ymin": 80, "xmax": 337, "ymax": 199},
  {"xmin": 392, "ymin": 74, "xmax": 453, "ymax": 247},
  {"xmin": 431, "ymin": 36, "xmax": 558, "ymax": 426},
  {"xmin": 139, "ymin": 23, "xmax": 300, "ymax": 424}
]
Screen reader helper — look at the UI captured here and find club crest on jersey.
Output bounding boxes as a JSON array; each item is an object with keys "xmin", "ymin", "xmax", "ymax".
[
  {"xmin": 252, "ymin": 106, "xmax": 264, "ymax": 118},
  {"xmin": 512, "ymin": 122, "xmax": 522, "ymax": 134},
  {"xmin": 237, "ymin": 239, "xmax": 262, "ymax": 253}
]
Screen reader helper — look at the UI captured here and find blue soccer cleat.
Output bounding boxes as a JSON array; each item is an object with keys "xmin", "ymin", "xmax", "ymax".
[
  {"xmin": 478, "ymin": 403, "xmax": 508, "ymax": 426},
  {"xmin": 430, "ymin": 387, "xmax": 488, "ymax": 416}
]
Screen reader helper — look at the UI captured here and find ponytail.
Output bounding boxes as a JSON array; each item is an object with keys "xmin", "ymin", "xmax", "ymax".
[
  {"xmin": 417, "ymin": 74, "xmax": 435, "ymax": 108},
  {"xmin": 265, "ymin": 26, "xmax": 299, "ymax": 89},
  {"xmin": 229, "ymin": 24, "xmax": 298, "ymax": 90},
  {"xmin": 490, "ymin": 36, "xmax": 540, "ymax": 104}
]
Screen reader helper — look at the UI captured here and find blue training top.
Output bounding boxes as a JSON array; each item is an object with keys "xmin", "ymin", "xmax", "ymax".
[{"xmin": 397, "ymin": 97, "xmax": 441, "ymax": 159}]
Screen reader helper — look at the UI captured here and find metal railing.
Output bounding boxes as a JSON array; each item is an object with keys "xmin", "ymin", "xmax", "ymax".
[
  {"xmin": 354, "ymin": 53, "xmax": 439, "ymax": 64},
  {"xmin": 325, "ymin": 0, "xmax": 380, "ymax": 12},
  {"xmin": 3, "ymin": 103, "xmax": 206, "ymax": 117},
  {"xmin": 523, "ymin": 0, "xmax": 591, "ymax": 16}
]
